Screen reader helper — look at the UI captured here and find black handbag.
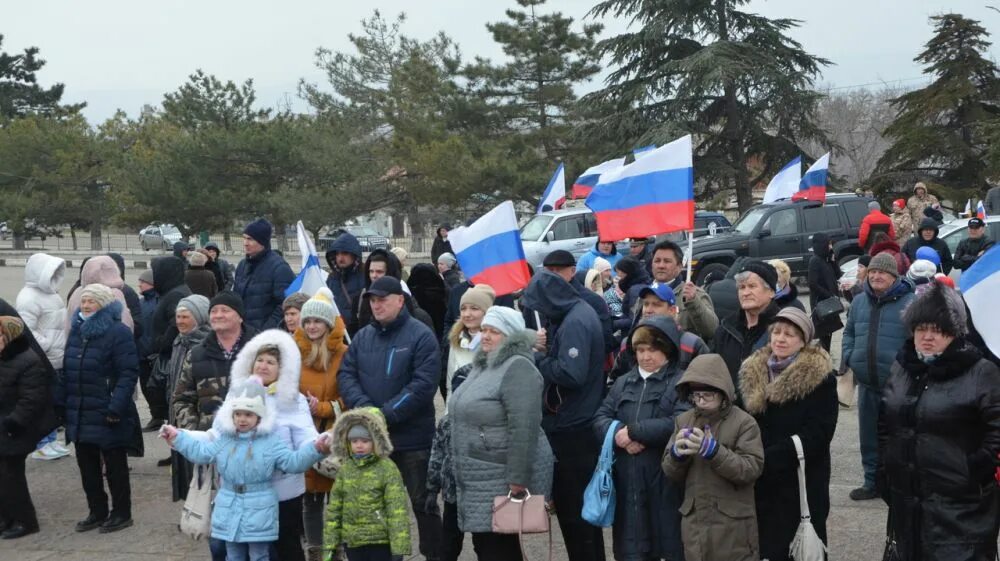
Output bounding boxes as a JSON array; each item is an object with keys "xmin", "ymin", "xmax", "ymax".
[{"xmin": 812, "ymin": 296, "xmax": 844, "ymax": 335}]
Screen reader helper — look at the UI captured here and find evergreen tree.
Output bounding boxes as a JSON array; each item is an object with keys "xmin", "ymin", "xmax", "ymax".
[
  {"xmin": 585, "ymin": 0, "xmax": 829, "ymax": 212},
  {"xmin": 877, "ymin": 14, "xmax": 1000, "ymax": 195},
  {"xmin": 0, "ymin": 34, "xmax": 82, "ymax": 118}
]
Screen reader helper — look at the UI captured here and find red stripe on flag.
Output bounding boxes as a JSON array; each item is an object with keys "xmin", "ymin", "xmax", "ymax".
[
  {"xmin": 791, "ymin": 186, "xmax": 826, "ymax": 203},
  {"xmin": 470, "ymin": 260, "xmax": 531, "ymax": 297},
  {"xmin": 572, "ymin": 184, "xmax": 593, "ymax": 199},
  {"xmin": 592, "ymin": 200, "xmax": 695, "ymax": 240}
]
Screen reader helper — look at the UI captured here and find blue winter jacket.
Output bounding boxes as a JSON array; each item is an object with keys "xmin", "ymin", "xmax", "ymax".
[
  {"xmin": 576, "ymin": 244, "xmax": 622, "ymax": 278},
  {"xmin": 842, "ymin": 278, "xmax": 915, "ymax": 389},
  {"xmin": 233, "ymin": 249, "xmax": 295, "ymax": 331},
  {"xmin": 325, "ymin": 233, "xmax": 365, "ymax": 335},
  {"xmin": 173, "ymin": 429, "xmax": 322, "ymax": 543},
  {"xmin": 337, "ymin": 307, "xmax": 441, "ymax": 452},
  {"xmin": 58, "ymin": 301, "xmax": 141, "ymax": 451}
]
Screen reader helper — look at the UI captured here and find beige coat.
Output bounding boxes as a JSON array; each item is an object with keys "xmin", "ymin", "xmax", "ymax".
[
  {"xmin": 890, "ymin": 208, "xmax": 913, "ymax": 244},
  {"xmin": 662, "ymin": 354, "xmax": 765, "ymax": 561}
]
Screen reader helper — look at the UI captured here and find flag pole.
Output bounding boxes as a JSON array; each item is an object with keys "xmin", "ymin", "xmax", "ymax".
[
  {"xmin": 534, "ymin": 310, "xmax": 542, "ymax": 331},
  {"xmin": 685, "ymin": 231, "xmax": 694, "ymax": 284}
]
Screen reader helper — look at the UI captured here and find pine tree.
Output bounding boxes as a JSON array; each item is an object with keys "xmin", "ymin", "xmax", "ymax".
[
  {"xmin": 0, "ymin": 34, "xmax": 82, "ymax": 118},
  {"xmin": 585, "ymin": 0, "xmax": 829, "ymax": 212}
]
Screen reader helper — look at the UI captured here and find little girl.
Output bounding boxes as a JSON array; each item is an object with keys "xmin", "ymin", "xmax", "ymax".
[{"xmin": 161, "ymin": 380, "xmax": 331, "ymax": 561}]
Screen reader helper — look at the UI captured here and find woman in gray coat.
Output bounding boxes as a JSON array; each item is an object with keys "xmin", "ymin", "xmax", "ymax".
[{"xmin": 449, "ymin": 306, "xmax": 553, "ymax": 561}]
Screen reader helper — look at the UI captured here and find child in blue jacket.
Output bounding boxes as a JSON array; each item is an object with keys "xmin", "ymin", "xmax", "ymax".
[{"xmin": 162, "ymin": 380, "xmax": 331, "ymax": 561}]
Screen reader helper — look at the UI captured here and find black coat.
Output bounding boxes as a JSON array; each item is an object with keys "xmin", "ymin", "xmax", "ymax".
[
  {"xmin": 902, "ymin": 218, "xmax": 954, "ymax": 274},
  {"xmin": 879, "ymin": 339, "xmax": 1000, "ymax": 560},
  {"xmin": 0, "ymin": 334, "xmax": 58, "ymax": 457},
  {"xmin": 713, "ymin": 302, "xmax": 780, "ymax": 399},
  {"xmin": 773, "ymin": 283, "xmax": 806, "ymax": 312},
  {"xmin": 431, "ymin": 230, "xmax": 453, "ymax": 266},
  {"xmin": 408, "ymin": 263, "xmax": 448, "ymax": 339},
  {"xmin": 739, "ymin": 344, "xmax": 838, "ymax": 561},
  {"xmin": 807, "ymin": 233, "xmax": 841, "ymax": 310},
  {"xmin": 954, "ymin": 235, "xmax": 995, "ymax": 271},
  {"xmin": 151, "ymin": 256, "xmax": 192, "ymax": 359}
]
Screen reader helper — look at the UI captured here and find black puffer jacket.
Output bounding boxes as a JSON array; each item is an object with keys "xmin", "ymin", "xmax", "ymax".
[
  {"xmin": 807, "ymin": 233, "xmax": 841, "ymax": 310},
  {"xmin": 0, "ymin": 333, "xmax": 58, "ymax": 457},
  {"xmin": 150, "ymin": 256, "xmax": 192, "ymax": 359},
  {"xmin": 713, "ymin": 302, "xmax": 780, "ymax": 399},
  {"xmin": 902, "ymin": 218, "xmax": 954, "ymax": 274},
  {"xmin": 879, "ymin": 339, "xmax": 1000, "ymax": 560}
]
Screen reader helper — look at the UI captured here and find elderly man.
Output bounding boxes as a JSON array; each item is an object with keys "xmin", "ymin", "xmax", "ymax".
[
  {"xmin": 712, "ymin": 260, "xmax": 781, "ymax": 391},
  {"xmin": 233, "ymin": 219, "xmax": 295, "ymax": 331},
  {"xmin": 841, "ymin": 252, "xmax": 915, "ymax": 501},
  {"xmin": 954, "ymin": 217, "xmax": 995, "ymax": 271},
  {"xmin": 650, "ymin": 240, "xmax": 718, "ymax": 341},
  {"xmin": 906, "ymin": 182, "xmax": 939, "ymax": 226},
  {"xmin": 337, "ymin": 276, "xmax": 443, "ymax": 561}
]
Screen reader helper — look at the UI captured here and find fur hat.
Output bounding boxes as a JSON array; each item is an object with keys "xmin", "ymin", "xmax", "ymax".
[
  {"xmin": 188, "ymin": 251, "xmax": 208, "ymax": 267},
  {"xmin": 868, "ymin": 253, "xmax": 899, "ymax": 278},
  {"xmin": 902, "ymin": 281, "xmax": 967, "ymax": 337},
  {"xmin": 282, "ymin": 292, "xmax": 310, "ymax": 312},
  {"xmin": 481, "ymin": 306, "xmax": 525, "ymax": 336},
  {"xmin": 80, "ymin": 283, "xmax": 115, "ymax": 308},
  {"xmin": 243, "ymin": 218, "xmax": 272, "ymax": 250},
  {"xmin": 0, "ymin": 316, "xmax": 24, "ymax": 343},
  {"xmin": 300, "ymin": 287, "xmax": 338, "ymax": 326},
  {"xmin": 460, "ymin": 284, "xmax": 495, "ymax": 311},
  {"xmin": 630, "ymin": 325, "xmax": 675, "ymax": 357},
  {"xmin": 773, "ymin": 307, "xmax": 815, "ymax": 342}
]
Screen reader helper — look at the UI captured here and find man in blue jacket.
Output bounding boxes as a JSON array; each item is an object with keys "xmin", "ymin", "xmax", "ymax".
[
  {"xmin": 523, "ymin": 270, "xmax": 606, "ymax": 561},
  {"xmin": 325, "ymin": 231, "xmax": 365, "ymax": 336},
  {"xmin": 232, "ymin": 219, "xmax": 295, "ymax": 331},
  {"xmin": 841, "ymin": 252, "xmax": 914, "ymax": 501},
  {"xmin": 337, "ymin": 275, "xmax": 443, "ymax": 561}
]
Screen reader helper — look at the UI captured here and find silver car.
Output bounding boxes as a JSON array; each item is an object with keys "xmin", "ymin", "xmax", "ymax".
[
  {"xmin": 521, "ymin": 207, "xmax": 622, "ymax": 268},
  {"xmin": 139, "ymin": 224, "xmax": 183, "ymax": 251}
]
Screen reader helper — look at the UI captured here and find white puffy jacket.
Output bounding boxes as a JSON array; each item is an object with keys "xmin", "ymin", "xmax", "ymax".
[{"xmin": 15, "ymin": 253, "xmax": 68, "ymax": 369}]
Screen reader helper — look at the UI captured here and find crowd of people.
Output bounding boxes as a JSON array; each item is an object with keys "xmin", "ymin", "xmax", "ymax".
[{"xmin": 0, "ymin": 201, "xmax": 998, "ymax": 561}]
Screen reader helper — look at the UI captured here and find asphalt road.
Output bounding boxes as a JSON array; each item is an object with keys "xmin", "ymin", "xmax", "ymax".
[{"xmin": 0, "ymin": 265, "xmax": 886, "ymax": 561}]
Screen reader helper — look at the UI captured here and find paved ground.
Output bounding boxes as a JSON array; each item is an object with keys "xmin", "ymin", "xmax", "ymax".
[{"xmin": 0, "ymin": 267, "xmax": 886, "ymax": 560}]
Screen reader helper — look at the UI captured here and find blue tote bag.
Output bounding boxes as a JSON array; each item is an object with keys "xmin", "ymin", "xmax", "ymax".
[{"xmin": 581, "ymin": 420, "xmax": 620, "ymax": 527}]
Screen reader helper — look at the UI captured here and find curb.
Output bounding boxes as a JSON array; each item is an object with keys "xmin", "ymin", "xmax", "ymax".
[{"xmin": 0, "ymin": 258, "xmax": 150, "ymax": 269}]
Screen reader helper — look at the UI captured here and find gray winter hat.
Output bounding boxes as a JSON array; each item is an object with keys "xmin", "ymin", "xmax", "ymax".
[
  {"xmin": 176, "ymin": 294, "xmax": 211, "ymax": 326},
  {"xmin": 347, "ymin": 423, "xmax": 372, "ymax": 441},
  {"xmin": 482, "ymin": 306, "xmax": 525, "ymax": 336}
]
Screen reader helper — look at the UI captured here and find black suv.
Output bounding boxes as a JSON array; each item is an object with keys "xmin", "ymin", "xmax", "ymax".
[{"xmin": 689, "ymin": 193, "xmax": 873, "ymax": 285}]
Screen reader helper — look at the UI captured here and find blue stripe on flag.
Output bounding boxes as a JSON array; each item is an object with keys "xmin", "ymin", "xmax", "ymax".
[
  {"xmin": 456, "ymin": 230, "xmax": 526, "ymax": 279},
  {"xmin": 586, "ymin": 168, "xmax": 694, "ymax": 212},
  {"xmin": 960, "ymin": 245, "xmax": 1000, "ymax": 292}
]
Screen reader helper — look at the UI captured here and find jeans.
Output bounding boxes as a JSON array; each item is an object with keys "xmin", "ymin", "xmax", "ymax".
[
  {"xmin": 210, "ymin": 537, "xmax": 227, "ymax": 561},
  {"xmin": 0, "ymin": 454, "xmax": 38, "ymax": 529},
  {"xmin": 547, "ymin": 428, "xmax": 606, "ymax": 561},
  {"xmin": 857, "ymin": 383, "xmax": 880, "ymax": 489},
  {"xmin": 274, "ymin": 495, "xmax": 305, "ymax": 561},
  {"xmin": 75, "ymin": 443, "xmax": 131, "ymax": 519},
  {"xmin": 226, "ymin": 540, "xmax": 271, "ymax": 561},
  {"xmin": 391, "ymin": 449, "xmax": 442, "ymax": 561},
  {"xmin": 345, "ymin": 544, "xmax": 393, "ymax": 561},
  {"xmin": 303, "ymin": 491, "xmax": 326, "ymax": 548},
  {"xmin": 441, "ymin": 501, "xmax": 464, "ymax": 561},
  {"xmin": 471, "ymin": 532, "xmax": 522, "ymax": 561}
]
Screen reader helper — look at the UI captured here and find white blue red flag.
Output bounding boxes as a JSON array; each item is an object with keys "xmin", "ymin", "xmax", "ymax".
[
  {"xmin": 978, "ymin": 200, "xmax": 988, "ymax": 220},
  {"xmin": 960, "ymin": 244, "xmax": 1000, "ymax": 356},
  {"xmin": 762, "ymin": 157, "xmax": 802, "ymax": 204},
  {"xmin": 537, "ymin": 164, "xmax": 566, "ymax": 213},
  {"xmin": 584, "ymin": 135, "xmax": 695, "ymax": 240},
  {"xmin": 572, "ymin": 157, "xmax": 626, "ymax": 199},
  {"xmin": 633, "ymin": 145, "xmax": 657, "ymax": 159},
  {"xmin": 285, "ymin": 221, "xmax": 331, "ymax": 299},
  {"xmin": 793, "ymin": 153, "xmax": 830, "ymax": 203},
  {"xmin": 448, "ymin": 201, "xmax": 531, "ymax": 296}
]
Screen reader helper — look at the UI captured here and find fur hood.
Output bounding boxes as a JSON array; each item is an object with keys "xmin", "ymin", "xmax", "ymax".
[
  {"xmin": 330, "ymin": 407, "xmax": 393, "ymax": 461},
  {"xmin": 472, "ymin": 329, "xmax": 535, "ymax": 370},
  {"xmin": 75, "ymin": 301, "xmax": 124, "ymax": 340},
  {"xmin": 739, "ymin": 343, "xmax": 832, "ymax": 416},
  {"xmin": 213, "ymin": 380, "xmax": 280, "ymax": 435},
  {"xmin": 229, "ymin": 329, "xmax": 302, "ymax": 411}
]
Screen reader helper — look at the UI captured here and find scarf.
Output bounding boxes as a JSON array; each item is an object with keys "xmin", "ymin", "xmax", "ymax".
[{"xmin": 766, "ymin": 352, "xmax": 799, "ymax": 382}]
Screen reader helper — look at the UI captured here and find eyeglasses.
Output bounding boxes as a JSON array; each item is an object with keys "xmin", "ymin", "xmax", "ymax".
[{"xmin": 690, "ymin": 391, "xmax": 720, "ymax": 403}]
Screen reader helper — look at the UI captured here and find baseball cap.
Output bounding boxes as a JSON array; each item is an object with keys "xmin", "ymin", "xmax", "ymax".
[
  {"xmin": 638, "ymin": 282, "xmax": 676, "ymax": 305},
  {"xmin": 366, "ymin": 276, "xmax": 404, "ymax": 297},
  {"xmin": 969, "ymin": 217, "xmax": 986, "ymax": 229}
]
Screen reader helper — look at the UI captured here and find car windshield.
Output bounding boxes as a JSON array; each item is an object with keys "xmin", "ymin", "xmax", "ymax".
[
  {"xmin": 349, "ymin": 227, "xmax": 379, "ymax": 237},
  {"xmin": 520, "ymin": 215, "xmax": 552, "ymax": 241},
  {"xmin": 161, "ymin": 225, "xmax": 180, "ymax": 236},
  {"xmin": 732, "ymin": 207, "xmax": 769, "ymax": 235}
]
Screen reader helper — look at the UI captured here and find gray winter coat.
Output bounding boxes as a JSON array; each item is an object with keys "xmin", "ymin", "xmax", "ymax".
[{"xmin": 448, "ymin": 330, "xmax": 554, "ymax": 533}]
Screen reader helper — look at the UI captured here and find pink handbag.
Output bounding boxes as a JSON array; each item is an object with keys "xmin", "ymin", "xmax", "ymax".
[{"xmin": 492, "ymin": 490, "xmax": 552, "ymax": 561}]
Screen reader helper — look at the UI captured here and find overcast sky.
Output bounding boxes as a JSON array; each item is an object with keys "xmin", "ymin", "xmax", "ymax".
[{"xmin": 4, "ymin": 0, "xmax": 997, "ymax": 123}]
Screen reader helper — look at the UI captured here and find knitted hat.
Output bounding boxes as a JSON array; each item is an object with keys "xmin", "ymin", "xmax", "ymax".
[
  {"xmin": 282, "ymin": 292, "xmax": 310, "ymax": 312},
  {"xmin": 243, "ymin": 218, "xmax": 273, "ymax": 250},
  {"xmin": 934, "ymin": 273, "xmax": 956, "ymax": 289},
  {"xmin": 773, "ymin": 306, "xmax": 815, "ymax": 342},
  {"xmin": 460, "ymin": 284, "xmax": 495, "ymax": 311},
  {"xmin": 593, "ymin": 257, "xmax": 612, "ymax": 273},
  {"xmin": 902, "ymin": 281, "xmax": 967, "ymax": 337},
  {"xmin": 868, "ymin": 253, "xmax": 899, "ymax": 278},
  {"xmin": 300, "ymin": 288, "xmax": 338, "ymax": 326},
  {"xmin": 80, "ymin": 283, "xmax": 115, "ymax": 308},
  {"xmin": 542, "ymin": 250, "xmax": 575, "ymax": 268},
  {"xmin": 229, "ymin": 380, "xmax": 268, "ymax": 419},
  {"xmin": 915, "ymin": 246, "xmax": 941, "ymax": 267},
  {"xmin": 176, "ymin": 294, "xmax": 211, "ymax": 326},
  {"xmin": 389, "ymin": 247, "xmax": 408, "ymax": 264},
  {"xmin": 907, "ymin": 259, "xmax": 938, "ymax": 281},
  {"xmin": 893, "ymin": 198, "xmax": 906, "ymax": 210},
  {"xmin": 739, "ymin": 260, "xmax": 778, "ymax": 292},
  {"xmin": 138, "ymin": 269, "xmax": 154, "ymax": 286},
  {"xmin": 347, "ymin": 423, "xmax": 372, "ymax": 441},
  {"xmin": 0, "ymin": 316, "xmax": 24, "ymax": 343},
  {"xmin": 210, "ymin": 290, "xmax": 246, "ymax": 319},
  {"xmin": 437, "ymin": 252, "xmax": 457, "ymax": 267},
  {"xmin": 188, "ymin": 251, "xmax": 208, "ymax": 267},
  {"xmin": 481, "ymin": 306, "xmax": 525, "ymax": 336}
]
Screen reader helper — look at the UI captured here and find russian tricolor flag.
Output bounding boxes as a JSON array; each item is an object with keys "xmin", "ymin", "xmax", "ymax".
[
  {"xmin": 960, "ymin": 244, "xmax": 1000, "ymax": 356},
  {"xmin": 978, "ymin": 200, "xmax": 988, "ymax": 220},
  {"xmin": 538, "ymin": 164, "xmax": 566, "ymax": 213},
  {"xmin": 448, "ymin": 201, "xmax": 531, "ymax": 296},
  {"xmin": 793, "ymin": 152, "xmax": 830, "ymax": 203},
  {"xmin": 572, "ymin": 157, "xmax": 626, "ymax": 199},
  {"xmin": 584, "ymin": 135, "xmax": 695, "ymax": 240},
  {"xmin": 285, "ymin": 221, "xmax": 332, "ymax": 299}
]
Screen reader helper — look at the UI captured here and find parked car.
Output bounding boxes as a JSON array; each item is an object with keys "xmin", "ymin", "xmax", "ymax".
[
  {"xmin": 687, "ymin": 193, "xmax": 874, "ymax": 286},
  {"xmin": 139, "ymin": 223, "xmax": 184, "ymax": 251},
  {"xmin": 318, "ymin": 226, "xmax": 391, "ymax": 253},
  {"xmin": 0, "ymin": 220, "xmax": 59, "ymax": 241}
]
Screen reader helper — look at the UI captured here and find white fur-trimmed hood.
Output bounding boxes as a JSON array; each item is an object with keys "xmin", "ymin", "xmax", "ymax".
[{"xmin": 229, "ymin": 329, "xmax": 303, "ymax": 411}]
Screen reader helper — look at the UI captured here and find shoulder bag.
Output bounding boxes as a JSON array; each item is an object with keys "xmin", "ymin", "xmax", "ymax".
[
  {"xmin": 179, "ymin": 464, "xmax": 214, "ymax": 540},
  {"xmin": 789, "ymin": 435, "xmax": 828, "ymax": 561},
  {"xmin": 812, "ymin": 296, "xmax": 844, "ymax": 335},
  {"xmin": 492, "ymin": 490, "xmax": 552, "ymax": 561},
  {"xmin": 582, "ymin": 420, "xmax": 620, "ymax": 527}
]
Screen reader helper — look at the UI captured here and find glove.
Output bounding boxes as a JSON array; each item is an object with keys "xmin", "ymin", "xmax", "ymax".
[
  {"xmin": 1, "ymin": 417, "xmax": 23, "ymax": 438},
  {"xmin": 105, "ymin": 413, "xmax": 121, "ymax": 426},
  {"xmin": 698, "ymin": 427, "xmax": 719, "ymax": 459}
]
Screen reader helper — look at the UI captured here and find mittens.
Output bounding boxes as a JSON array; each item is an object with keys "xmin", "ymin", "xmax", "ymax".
[{"xmin": 698, "ymin": 429, "xmax": 719, "ymax": 459}]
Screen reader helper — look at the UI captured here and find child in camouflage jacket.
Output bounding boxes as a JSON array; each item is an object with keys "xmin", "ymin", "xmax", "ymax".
[{"xmin": 324, "ymin": 407, "xmax": 410, "ymax": 561}]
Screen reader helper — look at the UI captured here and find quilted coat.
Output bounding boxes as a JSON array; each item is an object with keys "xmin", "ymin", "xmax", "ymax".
[
  {"xmin": 15, "ymin": 253, "xmax": 67, "ymax": 368},
  {"xmin": 233, "ymin": 249, "xmax": 295, "ymax": 331}
]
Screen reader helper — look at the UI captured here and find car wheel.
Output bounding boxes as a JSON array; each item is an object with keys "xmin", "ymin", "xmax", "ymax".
[{"xmin": 696, "ymin": 263, "xmax": 729, "ymax": 288}]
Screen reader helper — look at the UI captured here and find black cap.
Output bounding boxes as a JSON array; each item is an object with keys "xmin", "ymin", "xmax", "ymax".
[
  {"xmin": 739, "ymin": 260, "xmax": 778, "ymax": 292},
  {"xmin": 366, "ymin": 276, "xmax": 404, "ymax": 297},
  {"xmin": 542, "ymin": 250, "xmax": 576, "ymax": 268},
  {"xmin": 969, "ymin": 217, "xmax": 986, "ymax": 228},
  {"xmin": 210, "ymin": 290, "xmax": 245, "ymax": 319}
]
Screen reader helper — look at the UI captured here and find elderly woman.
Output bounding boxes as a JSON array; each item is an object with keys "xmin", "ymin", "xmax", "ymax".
[
  {"xmin": 293, "ymin": 288, "xmax": 348, "ymax": 556},
  {"xmin": 437, "ymin": 253, "xmax": 462, "ymax": 291},
  {"xmin": 768, "ymin": 259, "xmax": 804, "ymax": 312},
  {"xmin": 65, "ymin": 256, "xmax": 134, "ymax": 331},
  {"xmin": 713, "ymin": 260, "xmax": 782, "ymax": 391},
  {"xmin": 282, "ymin": 292, "xmax": 310, "ymax": 334},
  {"xmin": 446, "ymin": 284, "xmax": 494, "ymax": 387},
  {"xmin": 738, "ymin": 307, "xmax": 838, "ymax": 561},
  {"xmin": 59, "ymin": 284, "xmax": 141, "ymax": 534},
  {"xmin": 449, "ymin": 306, "xmax": 553, "ymax": 561},
  {"xmin": 222, "ymin": 328, "xmax": 318, "ymax": 561},
  {"xmin": 879, "ymin": 282, "xmax": 1000, "ymax": 559},
  {"xmin": 0, "ymin": 316, "xmax": 58, "ymax": 539},
  {"xmin": 165, "ymin": 294, "xmax": 211, "ymax": 501},
  {"xmin": 593, "ymin": 316, "xmax": 689, "ymax": 561}
]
